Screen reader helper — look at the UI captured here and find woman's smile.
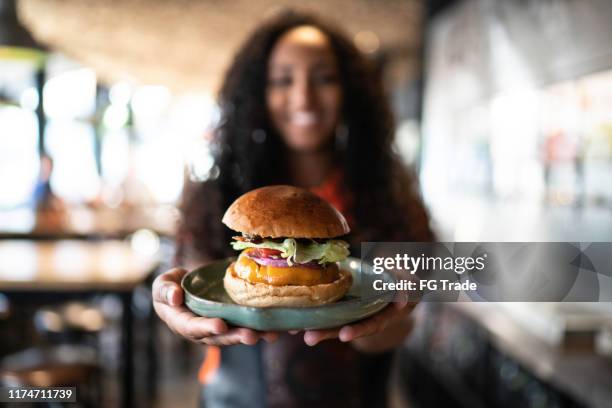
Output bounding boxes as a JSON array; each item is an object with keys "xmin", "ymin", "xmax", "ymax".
[{"xmin": 290, "ymin": 110, "xmax": 320, "ymax": 127}]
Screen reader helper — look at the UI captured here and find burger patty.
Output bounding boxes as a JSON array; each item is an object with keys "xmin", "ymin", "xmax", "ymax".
[{"xmin": 232, "ymin": 252, "xmax": 340, "ymax": 286}]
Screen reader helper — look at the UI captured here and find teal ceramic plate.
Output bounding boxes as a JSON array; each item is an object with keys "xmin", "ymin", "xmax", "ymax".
[{"xmin": 182, "ymin": 257, "xmax": 395, "ymax": 331}]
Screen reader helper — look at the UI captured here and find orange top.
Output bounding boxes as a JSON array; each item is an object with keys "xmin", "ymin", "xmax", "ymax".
[
  {"xmin": 309, "ymin": 168, "xmax": 354, "ymax": 229},
  {"xmin": 198, "ymin": 344, "xmax": 221, "ymax": 384}
]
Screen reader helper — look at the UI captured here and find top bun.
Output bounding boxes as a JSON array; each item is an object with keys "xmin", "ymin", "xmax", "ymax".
[{"xmin": 222, "ymin": 185, "xmax": 350, "ymax": 238}]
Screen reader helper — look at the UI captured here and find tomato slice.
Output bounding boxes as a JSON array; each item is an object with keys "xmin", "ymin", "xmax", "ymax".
[{"xmin": 252, "ymin": 248, "xmax": 282, "ymax": 258}]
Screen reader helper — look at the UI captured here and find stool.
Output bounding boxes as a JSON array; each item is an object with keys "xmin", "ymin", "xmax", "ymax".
[{"xmin": 0, "ymin": 345, "xmax": 101, "ymax": 407}]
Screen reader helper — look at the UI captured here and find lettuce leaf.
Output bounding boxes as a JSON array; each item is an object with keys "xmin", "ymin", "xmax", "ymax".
[
  {"xmin": 292, "ymin": 240, "xmax": 350, "ymax": 264},
  {"xmin": 231, "ymin": 238, "xmax": 349, "ymax": 265}
]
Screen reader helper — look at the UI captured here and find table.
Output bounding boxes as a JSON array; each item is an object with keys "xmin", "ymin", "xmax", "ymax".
[
  {"xmin": 0, "ymin": 239, "xmax": 161, "ymax": 408},
  {"xmin": 0, "ymin": 206, "xmax": 178, "ymax": 239}
]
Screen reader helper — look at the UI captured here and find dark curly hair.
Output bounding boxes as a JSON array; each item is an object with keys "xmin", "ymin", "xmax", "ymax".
[{"xmin": 176, "ymin": 11, "xmax": 434, "ymax": 263}]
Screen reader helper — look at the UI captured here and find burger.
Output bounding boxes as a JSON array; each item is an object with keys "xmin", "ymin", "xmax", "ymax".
[{"xmin": 222, "ymin": 185, "xmax": 353, "ymax": 307}]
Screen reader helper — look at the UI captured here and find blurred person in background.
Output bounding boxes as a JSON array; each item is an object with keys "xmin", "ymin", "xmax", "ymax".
[
  {"xmin": 153, "ymin": 11, "xmax": 434, "ymax": 407},
  {"xmin": 30, "ymin": 153, "xmax": 67, "ymax": 230}
]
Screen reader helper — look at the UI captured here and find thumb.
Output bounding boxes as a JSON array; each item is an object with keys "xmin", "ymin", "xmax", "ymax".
[{"xmin": 153, "ymin": 268, "xmax": 187, "ymax": 306}]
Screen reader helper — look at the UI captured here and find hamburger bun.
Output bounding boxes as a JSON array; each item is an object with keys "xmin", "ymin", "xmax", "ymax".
[{"xmin": 222, "ymin": 185, "xmax": 349, "ymax": 238}]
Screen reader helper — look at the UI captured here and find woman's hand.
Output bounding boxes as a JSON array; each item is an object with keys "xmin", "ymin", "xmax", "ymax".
[
  {"xmin": 152, "ymin": 268, "xmax": 278, "ymax": 346},
  {"xmin": 295, "ymin": 301, "xmax": 416, "ymax": 353}
]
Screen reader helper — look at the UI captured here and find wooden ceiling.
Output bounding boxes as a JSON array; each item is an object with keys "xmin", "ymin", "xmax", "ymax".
[{"xmin": 18, "ymin": 0, "xmax": 422, "ymax": 93}]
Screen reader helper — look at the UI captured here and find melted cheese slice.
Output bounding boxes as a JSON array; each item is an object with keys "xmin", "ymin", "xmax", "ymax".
[{"xmin": 233, "ymin": 252, "xmax": 339, "ymax": 286}]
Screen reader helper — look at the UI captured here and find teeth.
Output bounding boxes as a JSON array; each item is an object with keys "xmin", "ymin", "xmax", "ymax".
[{"xmin": 292, "ymin": 112, "xmax": 318, "ymax": 126}]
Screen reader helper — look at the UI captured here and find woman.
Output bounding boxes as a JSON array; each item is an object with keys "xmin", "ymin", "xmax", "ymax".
[{"xmin": 153, "ymin": 11, "xmax": 434, "ymax": 407}]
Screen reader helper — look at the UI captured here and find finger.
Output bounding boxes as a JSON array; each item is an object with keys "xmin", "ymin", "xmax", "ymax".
[
  {"xmin": 155, "ymin": 284, "xmax": 184, "ymax": 307},
  {"xmin": 154, "ymin": 268, "xmax": 187, "ymax": 306},
  {"xmin": 338, "ymin": 305, "xmax": 401, "ymax": 342},
  {"xmin": 183, "ymin": 314, "xmax": 229, "ymax": 339},
  {"xmin": 288, "ymin": 330, "xmax": 299, "ymax": 335},
  {"xmin": 338, "ymin": 322, "xmax": 378, "ymax": 342},
  {"xmin": 204, "ymin": 327, "xmax": 261, "ymax": 345},
  {"xmin": 155, "ymin": 302, "xmax": 227, "ymax": 337},
  {"xmin": 227, "ymin": 328, "xmax": 260, "ymax": 345},
  {"xmin": 392, "ymin": 291, "xmax": 409, "ymax": 308},
  {"xmin": 393, "ymin": 298, "xmax": 418, "ymax": 312},
  {"xmin": 203, "ymin": 327, "xmax": 274, "ymax": 346},
  {"xmin": 200, "ymin": 330, "xmax": 244, "ymax": 346},
  {"xmin": 167, "ymin": 285, "xmax": 184, "ymax": 307},
  {"xmin": 303, "ymin": 329, "xmax": 339, "ymax": 346},
  {"xmin": 394, "ymin": 299, "xmax": 409, "ymax": 310},
  {"xmin": 152, "ymin": 268, "xmax": 187, "ymax": 305},
  {"xmin": 202, "ymin": 329, "xmax": 258, "ymax": 346}
]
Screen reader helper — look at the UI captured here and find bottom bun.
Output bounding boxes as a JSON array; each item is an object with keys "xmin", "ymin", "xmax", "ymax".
[{"xmin": 223, "ymin": 263, "xmax": 352, "ymax": 307}]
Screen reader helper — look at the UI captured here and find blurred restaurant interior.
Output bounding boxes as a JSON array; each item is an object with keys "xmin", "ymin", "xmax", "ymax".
[{"xmin": 1, "ymin": 0, "xmax": 612, "ymax": 407}]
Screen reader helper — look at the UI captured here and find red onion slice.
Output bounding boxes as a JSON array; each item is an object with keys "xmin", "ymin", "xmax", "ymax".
[{"xmin": 246, "ymin": 253, "xmax": 323, "ymax": 269}]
